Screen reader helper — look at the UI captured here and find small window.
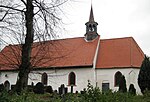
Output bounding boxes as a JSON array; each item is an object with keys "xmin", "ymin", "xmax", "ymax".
[
  {"xmin": 41, "ymin": 72, "xmax": 48, "ymax": 85},
  {"xmin": 102, "ymin": 83, "xmax": 109, "ymax": 92},
  {"xmin": 68, "ymin": 72, "xmax": 76, "ymax": 86},
  {"xmin": 114, "ymin": 71, "xmax": 122, "ymax": 87}
]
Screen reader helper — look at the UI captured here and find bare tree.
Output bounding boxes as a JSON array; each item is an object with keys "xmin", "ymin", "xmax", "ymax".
[{"xmin": 0, "ymin": 0, "xmax": 70, "ymax": 92}]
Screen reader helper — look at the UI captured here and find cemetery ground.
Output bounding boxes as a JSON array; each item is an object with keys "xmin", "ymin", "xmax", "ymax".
[
  {"xmin": 1, "ymin": 89, "xmax": 150, "ymax": 102},
  {"xmin": 1, "ymin": 83, "xmax": 150, "ymax": 102}
]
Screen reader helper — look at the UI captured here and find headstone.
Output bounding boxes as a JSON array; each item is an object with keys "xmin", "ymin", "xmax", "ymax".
[
  {"xmin": 71, "ymin": 85, "xmax": 73, "ymax": 93},
  {"xmin": 46, "ymin": 85, "xmax": 53, "ymax": 93},
  {"xmin": 0, "ymin": 84, "xmax": 4, "ymax": 92},
  {"xmin": 58, "ymin": 84, "xmax": 68, "ymax": 95}
]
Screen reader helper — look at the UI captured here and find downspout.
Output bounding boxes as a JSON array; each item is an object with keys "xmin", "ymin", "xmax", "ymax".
[
  {"xmin": 130, "ymin": 38, "xmax": 133, "ymax": 67},
  {"xmin": 93, "ymin": 36, "xmax": 101, "ymax": 87}
]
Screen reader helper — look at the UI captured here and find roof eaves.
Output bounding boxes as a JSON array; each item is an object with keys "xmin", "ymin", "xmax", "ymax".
[
  {"xmin": 96, "ymin": 66, "xmax": 140, "ymax": 69},
  {"xmin": 32, "ymin": 65, "xmax": 93, "ymax": 70}
]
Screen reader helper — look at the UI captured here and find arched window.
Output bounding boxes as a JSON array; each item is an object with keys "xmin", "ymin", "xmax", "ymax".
[
  {"xmin": 114, "ymin": 71, "xmax": 122, "ymax": 87},
  {"xmin": 41, "ymin": 72, "xmax": 48, "ymax": 85},
  {"xmin": 68, "ymin": 72, "xmax": 76, "ymax": 86},
  {"xmin": 4, "ymin": 80, "xmax": 10, "ymax": 91},
  {"xmin": 93, "ymin": 24, "xmax": 96, "ymax": 31},
  {"xmin": 89, "ymin": 24, "xmax": 93, "ymax": 31}
]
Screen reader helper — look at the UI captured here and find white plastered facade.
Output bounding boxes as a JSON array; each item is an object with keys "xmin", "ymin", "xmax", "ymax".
[{"xmin": 0, "ymin": 67, "xmax": 141, "ymax": 94}]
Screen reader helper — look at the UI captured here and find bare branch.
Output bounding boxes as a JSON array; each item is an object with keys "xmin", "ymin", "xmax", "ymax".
[
  {"xmin": 0, "ymin": 5, "xmax": 25, "ymax": 12},
  {"xmin": 21, "ymin": 0, "xmax": 27, "ymax": 6},
  {"xmin": 0, "ymin": 9, "xmax": 10, "ymax": 21},
  {"xmin": 0, "ymin": 0, "xmax": 71, "ymax": 92}
]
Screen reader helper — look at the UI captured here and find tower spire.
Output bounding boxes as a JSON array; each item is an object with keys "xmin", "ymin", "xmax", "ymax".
[
  {"xmin": 84, "ymin": 4, "xmax": 98, "ymax": 41},
  {"xmin": 89, "ymin": 5, "xmax": 94, "ymax": 22}
]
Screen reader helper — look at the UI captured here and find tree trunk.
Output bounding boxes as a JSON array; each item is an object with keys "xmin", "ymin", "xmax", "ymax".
[{"xmin": 15, "ymin": 0, "xmax": 34, "ymax": 93}]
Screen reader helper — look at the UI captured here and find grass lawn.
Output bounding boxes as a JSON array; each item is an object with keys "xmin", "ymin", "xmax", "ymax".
[{"xmin": 1, "ymin": 90, "xmax": 150, "ymax": 102}]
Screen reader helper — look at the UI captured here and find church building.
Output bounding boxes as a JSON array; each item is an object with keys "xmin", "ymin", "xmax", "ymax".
[{"xmin": 0, "ymin": 6, "xmax": 144, "ymax": 94}]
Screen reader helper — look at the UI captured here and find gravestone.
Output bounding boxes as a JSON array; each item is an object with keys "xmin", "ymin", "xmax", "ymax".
[
  {"xmin": 0, "ymin": 84, "xmax": 4, "ymax": 92},
  {"xmin": 58, "ymin": 84, "xmax": 68, "ymax": 95}
]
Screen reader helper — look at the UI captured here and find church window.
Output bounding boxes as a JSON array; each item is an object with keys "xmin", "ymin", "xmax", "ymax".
[
  {"xmin": 114, "ymin": 71, "xmax": 122, "ymax": 87},
  {"xmin": 41, "ymin": 72, "xmax": 48, "ymax": 85},
  {"xmin": 68, "ymin": 72, "xmax": 76, "ymax": 86}
]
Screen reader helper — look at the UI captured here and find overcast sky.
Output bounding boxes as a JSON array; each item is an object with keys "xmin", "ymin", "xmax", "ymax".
[{"xmin": 60, "ymin": 0, "xmax": 150, "ymax": 56}]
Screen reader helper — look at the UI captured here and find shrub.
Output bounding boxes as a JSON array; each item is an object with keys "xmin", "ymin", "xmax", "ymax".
[
  {"xmin": 81, "ymin": 80, "xmax": 102, "ymax": 102},
  {"xmin": 34, "ymin": 82, "xmax": 44, "ymax": 94},
  {"xmin": 129, "ymin": 84, "xmax": 136, "ymax": 95},
  {"xmin": 119, "ymin": 75, "xmax": 127, "ymax": 93},
  {"xmin": 45, "ymin": 85, "xmax": 53, "ymax": 94},
  {"xmin": 0, "ymin": 91, "xmax": 9, "ymax": 102},
  {"xmin": 27, "ymin": 85, "xmax": 34, "ymax": 92}
]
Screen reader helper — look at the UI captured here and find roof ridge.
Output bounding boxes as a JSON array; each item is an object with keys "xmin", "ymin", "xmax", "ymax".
[
  {"xmin": 101, "ymin": 36, "xmax": 133, "ymax": 41},
  {"xmin": 3, "ymin": 37, "xmax": 86, "ymax": 47},
  {"xmin": 130, "ymin": 37, "xmax": 144, "ymax": 58}
]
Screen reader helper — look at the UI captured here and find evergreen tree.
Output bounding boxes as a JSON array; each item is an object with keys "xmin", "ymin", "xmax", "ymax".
[
  {"xmin": 138, "ymin": 55, "xmax": 150, "ymax": 94},
  {"xmin": 119, "ymin": 75, "xmax": 127, "ymax": 92},
  {"xmin": 129, "ymin": 84, "xmax": 136, "ymax": 95}
]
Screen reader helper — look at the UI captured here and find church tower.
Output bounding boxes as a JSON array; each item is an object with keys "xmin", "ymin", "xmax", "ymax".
[{"xmin": 85, "ymin": 5, "xmax": 98, "ymax": 41}]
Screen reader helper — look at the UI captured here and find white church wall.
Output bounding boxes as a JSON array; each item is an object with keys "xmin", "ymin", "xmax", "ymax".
[
  {"xmin": 0, "ymin": 71, "xmax": 18, "ymax": 85},
  {"xmin": 0, "ymin": 68, "xmax": 141, "ymax": 94},
  {"xmin": 0, "ymin": 67, "xmax": 95, "ymax": 93},
  {"xmin": 28, "ymin": 68, "xmax": 95, "ymax": 93},
  {"xmin": 96, "ymin": 68, "xmax": 141, "ymax": 94}
]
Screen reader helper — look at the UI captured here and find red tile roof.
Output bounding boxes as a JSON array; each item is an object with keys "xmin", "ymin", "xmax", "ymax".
[
  {"xmin": 0, "ymin": 45, "xmax": 21, "ymax": 70},
  {"xmin": 0, "ymin": 36, "xmax": 144, "ymax": 71},
  {"xmin": 0, "ymin": 36, "xmax": 99, "ymax": 70},
  {"xmin": 96, "ymin": 37, "xmax": 144, "ymax": 68}
]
